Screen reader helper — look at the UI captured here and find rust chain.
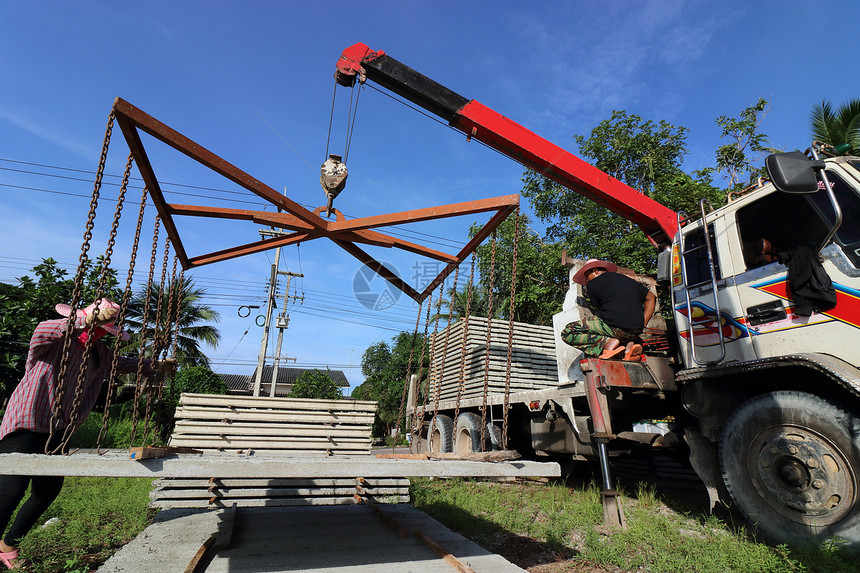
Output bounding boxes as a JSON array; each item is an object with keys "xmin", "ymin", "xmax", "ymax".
[
  {"xmin": 502, "ymin": 209, "xmax": 521, "ymax": 449},
  {"xmin": 427, "ymin": 283, "xmax": 446, "ymax": 437},
  {"xmin": 142, "ymin": 236, "xmax": 171, "ymax": 443},
  {"xmin": 98, "ymin": 181, "xmax": 148, "ymax": 452},
  {"xmin": 57, "ymin": 149, "xmax": 130, "ymax": 452},
  {"xmin": 75, "ymin": 150, "xmax": 130, "ymax": 450},
  {"xmin": 452, "ymin": 257, "xmax": 475, "ymax": 447},
  {"xmin": 391, "ymin": 298, "xmax": 424, "ymax": 451},
  {"xmin": 162, "ymin": 252, "xmax": 179, "ymax": 371},
  {"xmin": 131, "ymin": 216, "xmax": 160, "ymax": 446},
  {"xmin": 438, "ymin": 266, "xmax": 459, "ymax": 447},
  {"xmin": 412, "ymin": 291, "xmax": 434, "ymax": 445},
  {"xmin": 480, "ymin": 231, "xmax": 498, "ymax": 450},
  {"xmin": 154, "ymin": 244, "xmax": 176, "ymax": 404},
  {"xmin": 47, "ymin": 111, "xmax": 115, "ymax": 454},
  {"xmin": 171, "ymin": 268, "xmax": 185, "ymax": 359}
]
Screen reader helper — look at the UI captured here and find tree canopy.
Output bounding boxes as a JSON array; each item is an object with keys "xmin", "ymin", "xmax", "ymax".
[
  {"xmin": 123, "ymin": 276, "xmax": 221, "ymax": 368},
  {"xmin": 469, "ymin": 214, "xmax": 567, "ymax": 326},
  {"xmin": 0, "ymin": 257, "xmax": 121, "ymax": 397},
  {"xmin": 812, "ymin": 98, "xmax": 860, "ymax": 156},
  {"xmin": 352, "ymin": 331, "xmax": 427, "ymax": 437},
  {"xmin": 289, "ymin": 369, "xmax": 343, "ymax": 400},
  {"xmin": 523, "ymin": 110, "xmax": 722, "ymax": 274}
]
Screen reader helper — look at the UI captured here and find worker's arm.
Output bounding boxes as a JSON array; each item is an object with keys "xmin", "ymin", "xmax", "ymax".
[{"xmin": 643, "ymin": 291, "xmax": 657, "ymax": 327}]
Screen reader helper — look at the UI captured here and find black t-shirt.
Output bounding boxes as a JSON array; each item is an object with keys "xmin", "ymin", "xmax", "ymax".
[{"xmin": 587, "ymin": 272, "xmax": 650, "ymax": 331}]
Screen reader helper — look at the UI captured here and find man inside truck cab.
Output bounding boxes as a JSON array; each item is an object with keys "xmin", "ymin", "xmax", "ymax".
[{"xmin": 561, "ymin": 259, "xmax": 656, "ymax": 361}]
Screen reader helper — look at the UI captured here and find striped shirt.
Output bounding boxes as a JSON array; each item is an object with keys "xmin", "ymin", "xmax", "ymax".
[{"xmin": 0, "ymin": 318, "xmax": 141, "ymax": 440}]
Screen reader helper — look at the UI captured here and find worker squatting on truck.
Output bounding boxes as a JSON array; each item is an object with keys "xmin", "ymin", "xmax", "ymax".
[{"xmin": 334, "ymin": 43, "xmax": 860, "ymax": 548}]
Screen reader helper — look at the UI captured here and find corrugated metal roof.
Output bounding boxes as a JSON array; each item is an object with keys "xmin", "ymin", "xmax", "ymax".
[{"xmin": 217, "ymin": 367, "xmax": 349, "ymax": 397}]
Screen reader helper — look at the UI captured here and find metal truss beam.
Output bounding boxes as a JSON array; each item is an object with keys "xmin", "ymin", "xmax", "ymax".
[{"xmin": 113, "ymin": 98, "xmax": 518, "ymax": 303}]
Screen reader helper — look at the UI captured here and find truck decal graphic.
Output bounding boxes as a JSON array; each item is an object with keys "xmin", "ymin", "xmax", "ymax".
[
  {"xmin": 753, "ymin": 277, "xmax": 860, "ymax": 329},
  {"xmin": 674, "ymin": 301, "xmax": 753, "ymax": 345}
]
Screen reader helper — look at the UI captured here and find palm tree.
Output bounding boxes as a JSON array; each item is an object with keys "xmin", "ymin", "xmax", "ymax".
[
  {"xmin": 811, "ymin": 98, "xmax": 860, "ymax": 155},
  {"xmin": 122, "ymin": 276, "xmax": 221, "ymax": 368}
]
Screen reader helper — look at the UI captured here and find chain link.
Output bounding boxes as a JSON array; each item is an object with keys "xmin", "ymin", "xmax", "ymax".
[
  {"xmin": 141, "ymin": 235, "xmax": 171, "ymax": 443},
  {"xmin": 427, "ymin": 283, "xmax": 446, "ymax": 439},
  {"xmin": 412, "ymin": 291, "xmax": 434, "ymax": 446},
  {"xmin": 502, "ymin": 210, "xmax": 521, "ymax": 449},
  {"xmin": 452, "ymin": 257, "xmax": 475, "ymax": 447},
  {"xmin": 47, "ymin": 111, "xmax": 115, "ymax": 454},
  {"xmin": 98, "ymin": 181, "xmax": 148, "ymax": 452},
  {"xmin": 131, "ymin": 216, "xmax": 160, "ymax": 446},
  {"xmin": 172, "ymin": 267, "xmax": 185, "ymax": 359},
  {"xmin": 480, "ymin": 231, "xmax": 498, "ymax": 450},
  {"xmin": 391, "ymin": 299, "xmax": 424, "ymax": 451}
]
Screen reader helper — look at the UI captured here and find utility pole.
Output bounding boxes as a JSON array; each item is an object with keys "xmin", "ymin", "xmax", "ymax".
[
  {"xmin": 270, "ymin": 271, "xmax": 304, "ymax": 397},
  {"xmin": 252, "ymin": 189, "xmax": 305, "ymax": 397}
]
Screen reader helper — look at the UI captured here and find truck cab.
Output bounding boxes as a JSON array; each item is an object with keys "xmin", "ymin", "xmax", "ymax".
[{"xmin": 671, "ymin": 155, "xmax": 860, "ymax": 369}]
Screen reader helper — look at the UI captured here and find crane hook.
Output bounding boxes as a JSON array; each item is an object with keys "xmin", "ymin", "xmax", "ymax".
[{"xmin": 320, "ymin": 154, "xmax": 348, "ymax": 217}]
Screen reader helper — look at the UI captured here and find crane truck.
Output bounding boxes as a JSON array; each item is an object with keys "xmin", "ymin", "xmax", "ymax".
[{"xmin": 335, "ymin": 42, "xmax": 860, "ymax": 547}]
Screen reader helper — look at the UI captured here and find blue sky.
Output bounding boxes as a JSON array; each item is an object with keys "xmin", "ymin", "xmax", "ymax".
[{"xmin": 1, "ymin": 1, "xmax": 858, "ymax": 389}]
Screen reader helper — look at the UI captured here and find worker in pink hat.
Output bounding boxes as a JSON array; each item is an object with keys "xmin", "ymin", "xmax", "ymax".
[
  {"xmin": 561, "ymin": 259, "xmax": 656, "ymax": 361},
  {"xmin": 0, "ymin": 299, "xmax": 175, "ymax": 569}
]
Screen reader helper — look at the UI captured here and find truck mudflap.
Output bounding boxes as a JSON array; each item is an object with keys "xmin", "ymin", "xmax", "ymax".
[{"xmin": 676, "ymin": 352, "xmax": 860, "ymax": 396}]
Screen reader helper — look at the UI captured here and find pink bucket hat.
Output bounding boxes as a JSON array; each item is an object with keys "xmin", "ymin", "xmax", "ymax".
[
  {"xmin": 55, "ymin": 299, "xmax": 130, "ymax": 341},
  {"xmin": 572, "ymin": 259, "xmax": 618, "ymax": 285}
]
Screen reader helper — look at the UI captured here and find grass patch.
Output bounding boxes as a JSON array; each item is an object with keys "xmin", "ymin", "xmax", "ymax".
[
  {"xmin": 15, "ymin": 477, "xmax": 154, "ymax": 572},
  {"xmin": 410, "ymin": 478, "xmax": 857, "ymax": 573},
  {"xmin": 69, "ymin": 409, "xmax": 169, "ymax": 449}
]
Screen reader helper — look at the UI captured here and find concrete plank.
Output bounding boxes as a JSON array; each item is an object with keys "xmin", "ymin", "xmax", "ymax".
[
  {"xmin": 98, "ymin": 507, "xmax": 234, "ymax": 573},
  {"xmin": 0, "ymin": 452, "xmax": 560, "ymax": 478},
  {"xmin": 205, "ymin": 505, "xmax": 526, "ymax": 573}
]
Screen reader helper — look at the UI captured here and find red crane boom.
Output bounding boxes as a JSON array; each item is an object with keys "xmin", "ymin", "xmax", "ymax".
[{"xmin": 335, "ymin": 42, "xmax": 679, "ymax": 246}]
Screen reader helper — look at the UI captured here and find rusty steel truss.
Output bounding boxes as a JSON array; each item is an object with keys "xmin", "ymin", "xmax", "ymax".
[{"xmin": 112, "ymin": 98, "xmax": 518, "ymax": 303}]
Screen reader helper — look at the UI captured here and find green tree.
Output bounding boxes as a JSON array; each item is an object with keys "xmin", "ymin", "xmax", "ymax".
[
  {"xmin": 811, "ymin": 98, "xmax": 860, "ymax": 155},
  {"xmin": 165, "ymin": 365, "xmax": 226, "ymax": 408},
  {"xmin": 712, "ymin": 97, "xmax": 772, "ymax": 191},
  {"xmin": 471, "ymin": 214, "xmax": 567, "ymax": 325},
  {"xmin": 524, "ymin": 110, "xmax": 720, "ymax": 274},
  {"xmin": 0, "ymin": 257, "xmax": 121, "ymax": 397},
  {"xmin": 353, "ymin": 331, "xmax": 427, "ymax": 437},
  {"xmin": 290, "ymin": 369, "xmax": 343, "ymax": 400},
  {"xmin": 123, "ymin": 276, "xmax": 220, "ymax": 368}
]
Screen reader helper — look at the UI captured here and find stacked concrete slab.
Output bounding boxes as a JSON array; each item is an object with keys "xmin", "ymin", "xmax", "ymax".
[
  {"xmin": 149, "ymin": 477, "xmax": 411, "ymax": 509},
  {"xmin": 169, "ymin": 393, "xmax": 376, "ymax": 455},
  {"xmin": 426, "ymin": 316, "xmax": 558, "ymax": 403},
  {"xmin": 155, "ymin": 394, "xmax": 391, "ymax": 510}
]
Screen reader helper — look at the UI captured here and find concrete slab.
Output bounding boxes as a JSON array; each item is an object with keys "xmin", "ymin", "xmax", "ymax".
[
  {"xmin": 0, "ymin": 452, "xmax": 560, "ymax": 478},
  {"xmin": 98, "ymin": 507, "xmax": 235, "ymax": 573},
  {"xmin": 206, "ymin": 505, "xmax": 526, "ymax": 573}
]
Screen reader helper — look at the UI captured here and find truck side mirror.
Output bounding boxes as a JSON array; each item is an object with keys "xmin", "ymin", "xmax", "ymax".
[{"xmin": 765, "ymin": 151, "xmax": 826, "ymax": 194}]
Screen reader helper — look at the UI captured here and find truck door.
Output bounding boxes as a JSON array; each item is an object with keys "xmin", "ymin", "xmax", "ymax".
[
  {"xmin": 730, "ymin": 162, "xmax": 860, "ymax": 363},
  {"xmin": 673, "ymin": 213, "xmax": 755, "ymax": 366}
]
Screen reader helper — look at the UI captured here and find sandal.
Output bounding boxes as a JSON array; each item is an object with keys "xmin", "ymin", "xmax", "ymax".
[
  {"xmin": 599, "ymin": 346, "xmax": 625, "ymax": 359},
  {"xmin": 0, "ymin": 549, "xmax": 18, "ymax": 570},
  {"xmin": 623, "ymin": 343, "xmax": 643, "ymax": 361}
]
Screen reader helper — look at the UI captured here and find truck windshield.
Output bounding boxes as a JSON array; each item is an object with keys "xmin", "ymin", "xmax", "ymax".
[
  {"xmin": 736, "ymin": 191, "xmax": 831, "ymax": 271},
  {"xmin": 806, "ymin": 170, "xmax": 860, "ymax": 267}
]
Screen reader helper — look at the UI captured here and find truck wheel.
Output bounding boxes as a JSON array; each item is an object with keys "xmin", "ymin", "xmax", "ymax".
[
  {"xmin": 428, "ymin": 414, "xmax": 454, "ymax": 453},
  {"xmin": 455, "ymin": 413, "xmax": 484, "ymax": 453},
  {"xmin": 720, "ymin": 391, "xmax": 860, "ymax": 547}
]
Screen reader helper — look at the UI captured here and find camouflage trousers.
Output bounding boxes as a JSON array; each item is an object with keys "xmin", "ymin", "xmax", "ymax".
[{"xmin": 560, "ymin": 316, "xmax": 617, "ymax": 357}]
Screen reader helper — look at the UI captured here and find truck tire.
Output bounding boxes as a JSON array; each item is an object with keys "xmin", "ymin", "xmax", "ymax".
[
  {"xmin": 428, "ymin": 414, "xmax": 454, "ymax": 453},
  {"xmin": 455, "ymin": 412, "xmax": 484, "ymax": 453},
  {"xmin": 720, "ymin": 391, "xmax": 860, "ymax": 547}
]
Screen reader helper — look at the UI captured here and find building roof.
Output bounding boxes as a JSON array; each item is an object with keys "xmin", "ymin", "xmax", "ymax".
[{"xmin": 218, "ymin": 366, "xmax": 349, "ymax": 397}]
